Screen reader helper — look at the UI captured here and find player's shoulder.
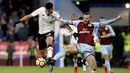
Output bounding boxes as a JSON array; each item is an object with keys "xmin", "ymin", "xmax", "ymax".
[
  {"xmin": 37, "ymin": 7, "xmax": 45, "ymax": 11},
  {"xmin": 52, "ymin": 11, "xmax": 59, "ymax": 15},
  {"xmin": 91, "ymin": 22, "xmax": 99, "ymax": 25}
]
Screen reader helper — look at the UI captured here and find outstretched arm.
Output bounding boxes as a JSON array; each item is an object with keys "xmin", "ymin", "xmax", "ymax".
[
  {"xmin": 93, "ymin": 14, "xmax": 122, "ymax": 28},
  {"xmin": 63, "ymin": 20, "xmax": 81, "ymax": 27},
  {"xmin": 20, "ymin": 14, "xmax": 33, "ymax": 22},
  {"xmin": 100, "ymin": 14, "xmax": 122, "ymax": 26},
  {"xmin": 14, "ymin": 7, "xmax": 43, "ymax": 26}
]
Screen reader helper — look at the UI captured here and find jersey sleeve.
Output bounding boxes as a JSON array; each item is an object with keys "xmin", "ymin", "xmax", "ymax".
[
  {"xmin": 63, "ymin": 20, "xmax": 81, "ymax": 27},
  {"xmin": 93, "ymin": 28, "xmax": 99, "ymax": 42},
  {"xmin": 54, "ymin": 12, "xmax": 63, "ymax": 21},
  {"xmin": 107, "ymin": 25, "xmax": 115, "ymax": 36},
  {"xmin": 99, "ymin": 18, "xmax": 117, "ymax": 26},
  {"xmin": 93, "ymin": 18, "xmax": 117, "ymax": 28},
  {"xmin": 31, "ymin": 7, "xmax": 44, "ymax": 17}
]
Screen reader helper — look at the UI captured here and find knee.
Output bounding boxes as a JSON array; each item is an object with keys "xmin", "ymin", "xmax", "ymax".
[{"xmin": 91, "ymin": 64, "xmax": 97, "ymax": 71}]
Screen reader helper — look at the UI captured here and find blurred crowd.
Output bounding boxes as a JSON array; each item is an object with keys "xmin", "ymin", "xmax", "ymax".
[{"xmin": 0, "ymin": 0, "xmax": 39, "ymax": 42}]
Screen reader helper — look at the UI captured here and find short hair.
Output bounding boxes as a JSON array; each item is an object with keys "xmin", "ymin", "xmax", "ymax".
[
  {"xmin": 84, "ymin": 12, "xmax": 92, "ymax": 18},
  {"xmin": 45, "ymin": 2, "xmax": 53, "ymax": 9},
  {"xmin": 100, "ymin": 17, "xmax": 105, "ymax": 19},
  {"xmin": 78, "ymin": 16, "xmax": 83, "ymax": 20}
]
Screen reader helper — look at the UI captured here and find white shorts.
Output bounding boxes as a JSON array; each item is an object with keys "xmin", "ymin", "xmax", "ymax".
[{"xmin": 100, "ymin": 45, "xmax": 113, "ymax": 56}]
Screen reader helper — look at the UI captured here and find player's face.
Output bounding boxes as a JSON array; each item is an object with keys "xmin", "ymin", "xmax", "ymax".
[
  {"xmin": 100, "ymin": 18, "xmax": 106, "ymax": 22},
  {"xmin": 71, "ymin": 14, "xmax": 78, "ymax": 20},
  {"xmin": 45, "ymin": 8, "xmax": 53, "ymax": 16},
  {"xmin": 83, "ymin": 14, "xmax": 91, "ymax": 24}
]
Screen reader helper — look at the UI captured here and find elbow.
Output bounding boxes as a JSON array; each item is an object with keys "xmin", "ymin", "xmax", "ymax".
[{"xmin": 111, "ymin": 34, "xmax": 115, "ymax": 36}]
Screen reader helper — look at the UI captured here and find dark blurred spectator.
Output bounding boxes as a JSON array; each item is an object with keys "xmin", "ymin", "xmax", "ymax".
[
  {"xmin": 9, "ymin": 11, "xmax": 19, "ymax": 24},
  {"xmin": 16, "ymin": 22, "xmax": 29, "ymax": 41},
  {"xmin": 6, "ymin": 41, "xmax": 15, "ymax": 66},
  {"xmin": 29, "ymin": 17, "xmax": 38, "ymax": 40},
  {"xmin": 7, "ymin": 26, "xmax": 16, "ymax": 41},
  {"xmin": 0, "ymin": 18, "xmax": 8, "ymax": 37},
  {"xmin": 28, "ymin": 40, "xmax": 37, "ymax": 65},
  {"xmin": 124, "ymin": 52, "xmax": 130, "ymax": 69},
  {"xmin": 0, "ymin": 26, "xmax": 4, "ymax": 41}
]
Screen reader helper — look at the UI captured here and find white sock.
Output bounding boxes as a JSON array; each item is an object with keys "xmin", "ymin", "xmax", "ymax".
[
  {"xmin": 82, "ymin": 64, "xmax": 86, "ymax": 72},
  {"xmin": 73, "ymin": 58, "xmax": 78, "ymax": 67},
  {"xmin": 47, "ymin": 45, "xmax": 53, "ymax": 58}
]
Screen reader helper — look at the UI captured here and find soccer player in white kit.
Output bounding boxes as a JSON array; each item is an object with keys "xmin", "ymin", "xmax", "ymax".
[{"xmin": 14, "ymin": 2, "xmax": 63, "ymax": 64}]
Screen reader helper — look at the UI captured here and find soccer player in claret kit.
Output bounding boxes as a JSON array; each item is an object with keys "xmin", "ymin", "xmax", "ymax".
[
  {"xmin": 47, "ymin": 12, "xmax": 122, "ymax": 73},
  {"xmin": 96, "ymin": 17, "xmax": 116, "ymax": 73},
  {"xmin": 14, "ymin": 2, "xmax": 63, "ymax": 70}
]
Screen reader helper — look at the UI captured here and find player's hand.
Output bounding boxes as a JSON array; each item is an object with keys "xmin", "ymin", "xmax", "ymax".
[
  {"xmin": 116, "ymin": 14, "xmax": 122, "ymax": 20},
  {"xmin": 101, "ymin": 34, "xmax": 110, "ymax": 38},
  {"xmin": 73, "ymin": 33, "xmax": 79, "ymax": 39},
  {"xmin": 13, "ymin": 20, "xmax": 21, "ymax": 27}
]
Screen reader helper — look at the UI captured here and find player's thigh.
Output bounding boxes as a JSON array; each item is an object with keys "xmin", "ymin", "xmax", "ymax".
[
  {"xmin": 107, "ymin": 45, "xmax": 113, "ymax": 56},
  {"xmin": 100, "ymin": 45, "xmax": 108, "ymax": 56},
  {"xmin": 46, "ymin": 36, "xmax": 54, "ymax": 45},
  {"xmin": 100, "ymin": 45, "xmax": 112, "ymax": 55},
  {"xmin": 38, "ymin": 34, "xmax": 47, "ymax": 53},
  {"xmin": 65, "ymin": 44, "xmax": 78, "ymax": 54},
  {"xmin": 45, "ymin": 31, "xmax": 54, "ymax": 45},
  {"xmin": 77, "ymin": 44, "xmax": 94, "ymax": 56}
]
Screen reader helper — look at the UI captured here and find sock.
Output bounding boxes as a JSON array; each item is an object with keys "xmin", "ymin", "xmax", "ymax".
[
  {"xmin": 105, "ymin": 59, "xmax": 111, "ymax": 73},
  {"xmin": 53, "ymin": 48, "xmax": 67, "ymax": 60},
  {"xmin": 73, "ymin": 58, "xmax": 78, "ymax": 73},
  {"xmin": 82, "ymin": 64, "xmax": 86, "ymax": 73},
  {"xmin": 47, "ymin": 44, "xmax": 53, "ymax": 58},
  {"xmin": 104, "ymin": 65, "xmax": 108, "ymax": 73}
]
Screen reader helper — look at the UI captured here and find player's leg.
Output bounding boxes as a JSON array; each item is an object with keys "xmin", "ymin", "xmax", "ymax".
[
  {"xmin": 100, "ymin": 45, "xmax": 113, "ymax": 73},
  {"xmin": 46, "ymin": 31, "xmax": 54, "ymax": 58},
  {"xmin": 86, "ymin": 54, "xmax": 97, "ymax": 73},
  {"xmin": 53, "ymin": 44, "xmax": 78, "ymax": 61},
  {"xmin": 82, "ymin": 63, "xmax": 87, "ymax": 73},
  {"xmin": 38, "ymin": 34, "xmax": 47, "ymax": 58},
  {"xmin": 77, "ymin": 44, "xmax": 97, "ymax": 73},
  {"xmin": 47, "ymin": 44, "xmax": 78, "ymax": 72},
  {"xmin": 46, "ymin": 36, "xmax": 54, "ymax": 58},
  {"xmin": 106, "ymin": 45, "xmax": 113, "ymax": 73},
  {"xmin": 73, "ymin": 54, "xmax": 78, "ymax": 73},
  {"xmin": 81, "ymin": 58, "xmax": 94, "ymax": 73}
]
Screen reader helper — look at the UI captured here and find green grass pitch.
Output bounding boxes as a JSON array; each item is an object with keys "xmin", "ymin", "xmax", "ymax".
[{"xmin": 0, "ymin": 66, "xmax": 129, "ymax": 73}]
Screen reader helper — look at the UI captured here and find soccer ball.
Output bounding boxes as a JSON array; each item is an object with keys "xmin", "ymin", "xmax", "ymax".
[{"xmin": 36, "ymin": 57, "xmax": 46, "ymax": 67}]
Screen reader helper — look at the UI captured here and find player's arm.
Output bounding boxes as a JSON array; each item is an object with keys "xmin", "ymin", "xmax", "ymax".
[
  {"xmin": 93, "ymin": 14, "xmax": 122, "ymax": 28},
  {"xmin": 107, "ymin": 25, "xmax": 115, "ymax": 37},
  {"xmin": 100, "ymin": 14, "xmax": 122, "ymax": 26},
  {"xmin": 14, "ymin": 7, "xmax": 43, "ymax": 26},
  {"xmin": 19, "ymin": 14, "xmax": 33, "ymax": 22},
  {"xmin": 101, "ymin": 25, "xmax": 115, "ymax": 38},
  {"xmin": 63, "ymin": 20, "xmax": 81, "ymax": 27},
  {"xmin": 93, "ymin": 28, "xmax": 99, "ymax": 42}
]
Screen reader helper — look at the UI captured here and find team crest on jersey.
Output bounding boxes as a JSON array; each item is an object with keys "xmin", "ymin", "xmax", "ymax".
[{"xmin": 102, "ymin": 32, "xmax": 106, "ymax": 36}]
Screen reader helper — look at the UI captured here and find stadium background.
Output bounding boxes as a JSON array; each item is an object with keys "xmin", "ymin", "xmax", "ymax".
[{"xmin": 0, "ymin": 0, "xmax": 130, "ymax": 73}]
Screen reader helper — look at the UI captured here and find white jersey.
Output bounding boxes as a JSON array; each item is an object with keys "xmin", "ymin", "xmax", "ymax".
[
  {"xmin": 31, "ymin": 7, "xmax": 62, "ymax": 34},
  {"xmin": 69, "ymin": 25, "xmax": 78, "ymax": 44}
]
